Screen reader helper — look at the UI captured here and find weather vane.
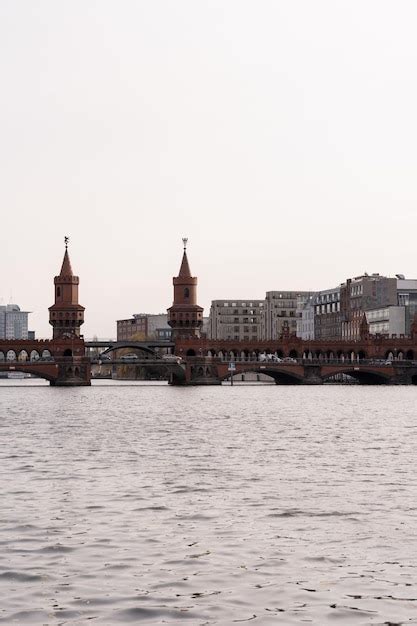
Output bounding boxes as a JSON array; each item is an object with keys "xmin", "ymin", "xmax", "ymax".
[
  {"xmin": 64, "ymin": 236, "xmax": 69, "ymax": 250},
  {"xmin": 182, "ymin": 237, "xmax": 188, "ymax": 251}
]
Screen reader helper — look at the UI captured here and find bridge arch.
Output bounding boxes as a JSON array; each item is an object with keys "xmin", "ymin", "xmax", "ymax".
[
  {"xmin": 100, "ymin": 343, "xmax": 157, "ymax": 358},
  {"xmin": 219, "ymin": 366, "xmax": 303, "ymax": 385},
  {"xmin": 322, "ymin": 367, "xmax": 390, "ymax": 385},
  {"xmin": 18, "ymin": 350, "xmax": 29, "ymax": 362},
  {"xmin": 0, "ymin": 363, "xmax": 56, "ymax": 382}
]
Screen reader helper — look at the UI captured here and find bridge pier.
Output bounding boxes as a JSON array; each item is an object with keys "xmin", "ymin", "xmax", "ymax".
[
  {"xmin": 390, "ymin": 362, "xmax": 415, "ymax": 385},
  {"xmin": 302, "ymin": 364, "xmax": 324, "ymax": 385},
  {"xmin": 180, "ymin": 359, "xmax": 221, "ymax": 385},
  {"xmin": 51, "ymin": 357, "xmax": 91, "ymax": 386}
]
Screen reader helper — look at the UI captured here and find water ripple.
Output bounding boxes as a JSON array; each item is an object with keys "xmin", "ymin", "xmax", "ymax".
[{"xmin": 0, "ymin": 382, "xmax": 416, "ymax": 623}]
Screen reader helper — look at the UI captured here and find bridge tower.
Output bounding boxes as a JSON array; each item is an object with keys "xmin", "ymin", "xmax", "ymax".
[
  {"xmin": 49, "ymin": 238, "xmax": 85, "ymax": 339},
  {"xmin": 167, "ymin": 238, "xmax": 203, "ymax": 339},
  {"xmin": 47, "ymin": 238, "xmax": 90, "ymax": 385}
]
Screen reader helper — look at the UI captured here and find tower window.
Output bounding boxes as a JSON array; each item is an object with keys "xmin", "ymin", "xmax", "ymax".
[
  {"xmin": 184, "ymin": 288, "xmax": 190, "ymax": 298},
  {"xmin": 57, "ymin": 287, "xmax": 61, "ymax": 297}
]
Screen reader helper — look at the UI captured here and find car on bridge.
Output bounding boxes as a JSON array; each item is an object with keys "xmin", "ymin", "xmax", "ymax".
[
  {"xmin": 120, "ymin": 354, "xmax": 139, "ymax": 362},
  {"xmin": 369, "ymin": 359, "xmax": 393, "ymax": 366},
  {"xmin": 162, "ymin": 354, "xmax": 182, "ymax": 364},
  {"xmin": 259, "ymin": 353, "xmax": 283, "ymax": 362}
]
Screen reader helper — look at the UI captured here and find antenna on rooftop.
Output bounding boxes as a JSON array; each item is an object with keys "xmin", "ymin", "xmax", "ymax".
[{"xmin": 64, "ymin": 235, "xmax": 69, "ymax": 250}]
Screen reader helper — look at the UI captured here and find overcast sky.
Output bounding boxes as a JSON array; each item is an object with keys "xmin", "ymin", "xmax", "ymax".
[{"xmin": 1, "ymin": 1, "xmax": 417, "ymax": 338}]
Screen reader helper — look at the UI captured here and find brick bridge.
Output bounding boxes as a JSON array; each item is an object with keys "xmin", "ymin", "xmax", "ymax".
[
  {"xmin": 173, "ymin": 333, "xmax": 417, "ymax": 385},
  {"xmin": 87, "ymin": 340, "xmax": 417, "ymax": 385},
  {"xmin": 182, "ymin": 357, "xmax": 417, "ymax": 385},
  {"xmin": 174, "ymin": 334, "xmax": 417, "ymax": 362},
  {"xmin": 3, "ymin": 240, "xmax": 417, "ymax": 387},
  {"xmin": 4, "ymin": 328, "xmax": 417, "ymax": 386},
  {"xmin": 0, "ymin": 339, "xmax": 91, "ymax": 386}
]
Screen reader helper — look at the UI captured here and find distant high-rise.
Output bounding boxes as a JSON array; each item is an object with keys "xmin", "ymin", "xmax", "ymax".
[
  {"xmin": 0, "ymin": 304, "xmax": 30, "ymax": 339},
  {"xmin": 167, "ymin": 239, "xmax": 203, "ymax": 338}
]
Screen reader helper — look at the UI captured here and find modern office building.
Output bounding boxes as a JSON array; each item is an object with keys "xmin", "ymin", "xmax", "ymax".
[
  {"xmin": 397, "ymin": 278, "xmax": 417, "ymax": 336},
  {"xmin": 0, "ymin": 304, "xmax": 31, "ymax": 339},
  {"xmin": 366, "ymin": 306, "xmax": 406, "ymax": 336}
]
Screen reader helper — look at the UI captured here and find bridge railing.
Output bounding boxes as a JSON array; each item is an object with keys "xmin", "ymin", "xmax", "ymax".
[
  {"xmin": 217, "ymin": 356, "xmax": 417, "ymax": 366},
  {"xmin": 0, "ymin": 357, "xmax": 56, "ymax": 364}
]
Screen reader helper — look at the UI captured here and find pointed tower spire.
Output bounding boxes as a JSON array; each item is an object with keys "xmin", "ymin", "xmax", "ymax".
[
  {"xmin": 60, "ymin": 237, "xmax": 73, "ymax": 277},
  {"xmin": 49, "ymin": 239, "xmax": 85, "ymax": 339},
  {"xmin": 178, "ymin": 238, "xmax": 191, "ymax": 277},
  {"xmin": 167, "ymin": 238, "xmax": 203, "ymax": 338}
]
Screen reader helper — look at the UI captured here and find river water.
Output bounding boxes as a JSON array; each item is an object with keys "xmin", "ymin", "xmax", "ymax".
[{"xmin": 0, "ymin": 380, "xmax": 417, "ymax": 625}]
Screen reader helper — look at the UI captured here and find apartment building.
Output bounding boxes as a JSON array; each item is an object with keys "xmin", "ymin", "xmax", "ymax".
[
  {"xmin": 314, "ymin": 287, "xmax": 341, "ymax": 339},
  {"xmin": 263, "ymin": 291, "xmax": 314, "ymax": 340},
  {"xmin": 208, "ymin": 300, "xmax": 264, "ymax": 341},
  {"xmin": 296, "ymin": 295, "xmax": 315, "ymax": 340},
  {"xmin": 340, "ymin": 274, "xmax": 397, "ymax": 340},
  {"xmin": 117, "ymin": 313, "xmax": 171, "ymax": 341}
]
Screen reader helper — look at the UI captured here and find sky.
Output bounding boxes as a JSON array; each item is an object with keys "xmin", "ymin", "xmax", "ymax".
[{"xmin": 1, "ymin": 1, "xmax": 417, "ymax": 338}]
